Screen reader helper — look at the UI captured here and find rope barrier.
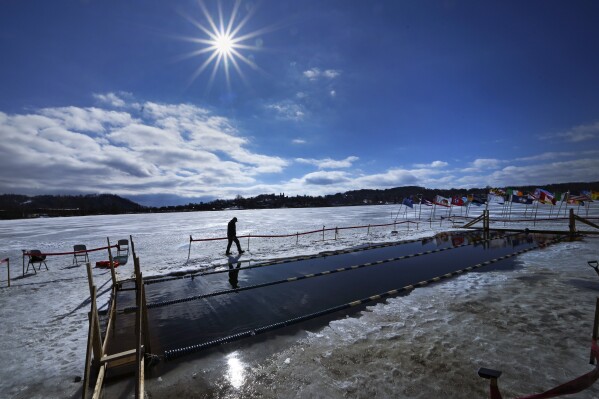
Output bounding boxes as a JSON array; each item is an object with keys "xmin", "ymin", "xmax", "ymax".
[
  {"xmin": 22, "ymin": 244, "xmax": 119, "ymax": 257},
  {"xmin": 189, "ymin": 221, "xmax": 419, "ymax": 242},
  {"xmin": 484, "ymin": 339, "xmax": 599, "ymax": 399},
  {"xmin": 128, "ymin": 232, "xmax": 533, "ymax": 313},
  {"xmin": 163, "ymin": 235, "xmax": 566, "ymax": 360}
]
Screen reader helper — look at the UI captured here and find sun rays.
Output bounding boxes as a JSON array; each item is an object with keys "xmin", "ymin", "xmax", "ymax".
[{"xmin": 179, "ymin": 0, "xmax": 268, "ymax": 90}]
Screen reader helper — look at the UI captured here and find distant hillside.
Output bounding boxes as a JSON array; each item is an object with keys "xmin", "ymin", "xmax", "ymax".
[
  {"xmin": 0, "ymin": 194, "xmax": 146, "ymax": 219},
  {"xmin": 2, "ymin": 181, "xmax": 598, "ymax": 219}
]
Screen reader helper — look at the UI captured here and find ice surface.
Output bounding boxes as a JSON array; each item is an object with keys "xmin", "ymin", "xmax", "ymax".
[{"xmin": 0, "ymin": 203, "xmax": 598, "ymax": 398}]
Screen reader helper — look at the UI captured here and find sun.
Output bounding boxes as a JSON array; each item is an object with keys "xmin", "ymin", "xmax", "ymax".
[
  {"xmin": 179, "ymin": 0, "xmax": 269, "ymax": 89},
  {"xmin": 214, "ymin": 32, "xmax": 234, "ymax": 56}
]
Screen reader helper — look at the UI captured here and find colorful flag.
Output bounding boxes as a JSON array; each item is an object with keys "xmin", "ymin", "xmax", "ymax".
[
  {"xmin": 487, "ymin": 193, "xmax": 505, "ymax": 205},
  {"xmin": 533, "ymin": 188, "xmax": 556, "ymax": 205},
  {"xmin": 470, "ymin": 195, "xmax": 486, "ymax": 206},
  {"xmin": 434, "ymin": 195, "xmax": 451, "ymax": 207},
  {"xmin": 581, "ymin": 191, "xmax": 595, "ymax": 202},
  {"xmin": 506, "ymin": 188, "xmax": 523, "ymax": 197},
  {"xmin": 451, "ymin": 196, "xmax": 465, "ymax": 206},
  {"xmin": 592, "ymin": 191, "xmax": 599, "ymax": 200},
  {"xmin": 511, "ymin": 195, "xmax": 533, "ymax": 204},
  {"xmin": 402, "ymin": 197, "xmax": 414, "ymax": 208},
  {"xmin": 422, "ymin": 198, "xmax": 434, "ymax": 206}
]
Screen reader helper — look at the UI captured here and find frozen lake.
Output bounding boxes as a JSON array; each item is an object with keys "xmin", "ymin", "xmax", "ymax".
[{"xmin": 1, "ymin": 203, "xmax": 598, "ymax": 398}]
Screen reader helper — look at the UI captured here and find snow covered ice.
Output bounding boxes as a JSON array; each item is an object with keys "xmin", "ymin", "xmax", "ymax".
[{"xmin": 0, "ymin": 203, "xmax": 598, "ymax": 398}]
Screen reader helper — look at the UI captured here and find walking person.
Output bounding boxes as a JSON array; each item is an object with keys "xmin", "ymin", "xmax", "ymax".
[{"xmin": 226, "ymin": 217, "xmax": 245, "ymax": 255}]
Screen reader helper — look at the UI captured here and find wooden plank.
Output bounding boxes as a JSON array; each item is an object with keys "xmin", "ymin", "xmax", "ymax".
[
  {"xmin": 82, "ymin": 299, "xmax": 96, "ymax": 399},
  {"xmin": 91, "ymin": 364, "xmax": 106, "ymax": 399},
  {"xmin": 106, "ymin": 354, "xmax": 136, "ymax": 369},
  {"xmin": 101, "ymin": 285, "xmax": 117, "ymax": 355},
  {"xmin": 100, "ymin": 348, "xmax": 136, "ymax": 364}
]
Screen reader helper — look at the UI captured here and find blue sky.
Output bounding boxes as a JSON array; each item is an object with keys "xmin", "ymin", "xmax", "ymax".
[{"xmin": 1, "ymin": 0, "xmax": 598, "ymax": 206}]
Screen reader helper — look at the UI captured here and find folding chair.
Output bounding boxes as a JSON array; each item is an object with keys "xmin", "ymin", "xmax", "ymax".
[
  {"xmin": 26, "ymin": 250, "xmax": 48, "ymax": 273},
  {"xmin": 112, "ymin": 239, "xmax": 130, "ymax": 266},
  {"xmin": 73, "ymin": 244, "xmax": 89, "ymax": 265},
  {"xmin": 117, "ymin": 239, "xmax": 129, "ymax": 258}
]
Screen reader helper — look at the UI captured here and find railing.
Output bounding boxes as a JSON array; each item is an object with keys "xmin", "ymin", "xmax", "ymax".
[{"xmin": 187, "ymin": 220, "xmax": 420, "ymax": 260}]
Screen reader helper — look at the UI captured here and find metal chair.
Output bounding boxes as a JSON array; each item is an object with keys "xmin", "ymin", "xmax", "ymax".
[
  {"xmin": 25, "ymin": 250, "xmax": 48, "ymax": 273},
  {"xmin": 73, "ymin": 244, "xmax": 89, "ymax": 265},
  {"xmin": 117, "ymin": 239, "xmax": 129, "ymax": 258}
]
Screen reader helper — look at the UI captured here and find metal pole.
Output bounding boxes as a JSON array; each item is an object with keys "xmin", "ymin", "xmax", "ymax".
[
  {"xmin": 322, "ymin": 225, "xmax": 325, "ymax": 241},
  {"xmin": 187, "ymin": 235, "xmax": 192, "ymax": 261},
  {"xmin": 247, "ymin": 234, "xmax": 250, "ymax": 251},
  {"xmin": 7, "ymin": 258, "xmax": 9, "ymax": 287},
  {"xmin": 296, "ymin": 232, "xmax": 299, "ymax": 245}
]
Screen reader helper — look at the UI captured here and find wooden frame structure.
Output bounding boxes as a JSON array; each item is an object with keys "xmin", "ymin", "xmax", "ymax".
[{"xmin": 82, "ymin": 236, "xmax": 150, "ymax": 399}]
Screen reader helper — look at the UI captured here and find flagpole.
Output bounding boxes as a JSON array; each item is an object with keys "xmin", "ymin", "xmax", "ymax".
[
  {"xmin": 556, "ymin": 191, "xmax": 565, "ymax": 218},
  {"xmin": 533, "ymin": 200, "xmax": 539, "ymax": 226}
]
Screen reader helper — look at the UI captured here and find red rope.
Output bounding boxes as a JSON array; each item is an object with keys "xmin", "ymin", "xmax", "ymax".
[
  {"xmin": 489, "ymin": 340, "xmax": 599, "ymax": 399},
  {"xmin": 190, "ymin": 221, "xmax": 419, "ymax": 242},
  {"xmin": 23, "ymin": 244, "xmax": 118, "ymax": 257}
]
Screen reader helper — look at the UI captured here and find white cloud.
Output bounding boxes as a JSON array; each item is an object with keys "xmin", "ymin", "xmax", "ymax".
[
  {"xmin": 412, "ymin": 160, "xmax": 449, "ymax": 168},
  {"xmin": 540, "ymin": 121, "xmax": 599, "ymax": 143},
  {"xmin": 303, "ymin": 171, "xmax": 350, "ymax": 185},
  {"xmin": 292, "ymin": 138, "xmax": 306, "ymax": 144},
  {"xmin": 93, "ymin": 92, "xmax": 129, "ymax": 107},
  {"xmin": 0, "ymin": 98, "xmax": 287, "ymax": 199},
  {"xmin": 471, "ymin": 158, "xmax": 501, "ymax": 169},
  {"xmin": 296, "ymin": 156, "xmax": 359, "ymax": 169},
  {"xmin": 266, "ymin": 101, "xmax": 305, "ymax": 121},
  {"xmin": 302, "ymin": 67, "xmax": 341, "ymax": 81}
]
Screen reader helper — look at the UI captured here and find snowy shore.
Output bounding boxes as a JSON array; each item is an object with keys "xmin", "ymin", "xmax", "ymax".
[{"xmin": 1, "ymin": 203, "xmax": 598, "ymax": 398}]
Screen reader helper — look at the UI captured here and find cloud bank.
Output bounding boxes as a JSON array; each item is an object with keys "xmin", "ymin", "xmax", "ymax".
[{"xmin": 1, "ymin": 93, "xmax": 597, "ymax": 205}]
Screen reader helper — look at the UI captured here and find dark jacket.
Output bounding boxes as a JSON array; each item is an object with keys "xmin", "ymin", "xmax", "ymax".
[{"xmin": 227, "ymin": 218, "xmax": 237, "ymax": 239}]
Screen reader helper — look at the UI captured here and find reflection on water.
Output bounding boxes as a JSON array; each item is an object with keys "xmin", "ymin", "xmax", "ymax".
[
  {"xmin": 228, "ymin": 257, "xmax": 242, "ymax": 289},
  {"xmin": 226, "ymin": 352, "xmax": 245, "ymax": 389}
]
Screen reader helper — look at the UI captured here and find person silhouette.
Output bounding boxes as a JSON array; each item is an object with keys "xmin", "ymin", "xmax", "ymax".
[{"xmin": 226, "ymin": 217, "xmax": 245, "ymax": 255}]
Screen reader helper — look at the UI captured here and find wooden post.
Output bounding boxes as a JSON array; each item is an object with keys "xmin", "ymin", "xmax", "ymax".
[
  {"xmin": 86, "ymin": 263, "xmax": 94, "ymax": 301},
  {"xmin": 22, "ymin": 250, "xmax": 25, "ymax": 276},
  {"xmin": 569, "ymin": 208, "xmax": 576, "ymax": 237},
  {"xmin": 6, "ymin": 258, "xmax": 9, "ymax": 287},
  {"xmin": 247, "ymin": 234, "xmax": 250, "ymax": 251},
  {"xmin": 187, "ymin": 235, "xmax": 192, "ymax": 261},
  {"xmin": 296, "ymin": 232, "xmax": 299, "ymax": 245},
  {"xmin": 335, "ymin": 227, "xmax": 338, "ymax": 240},
  {"xmin": 591, "ymin": 297, "xmax": 599, "ymax": 365},
  {"xmin": 367, "ymin": 224, "xmax": 370, "ymax": 235},
  {"xmin": 107, "ymin": 237, "xmax": 117, "ymax": 287},
  {"xmin": 90, "ymin": 286, "xmax": 103, "ymax": 366},
  {"xmin": 82, "ymin": 308, "xmax": 94, "ymax": 399},
  {"xmin": 322, "ymin": 225, "xmax": 325, "ymax": 241},
  {"xmin": 130, "ymin": 235, "xmax": 137, "ymax": 259}
]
